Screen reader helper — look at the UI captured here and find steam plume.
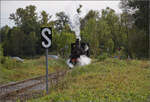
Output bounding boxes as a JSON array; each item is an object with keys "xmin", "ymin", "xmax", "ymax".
[
  {"xmin": 66, "ymin": 4, "xmax": 91, "ymax": 68},
  {"xmin": 68, "ymin": 12, "xmax": 81, "ymax": 40}
]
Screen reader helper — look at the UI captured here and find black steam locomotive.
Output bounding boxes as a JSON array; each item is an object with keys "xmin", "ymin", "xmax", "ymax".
[{"xmin": 69, "ymin": 39, "xmax": 90, "ymax": 65}]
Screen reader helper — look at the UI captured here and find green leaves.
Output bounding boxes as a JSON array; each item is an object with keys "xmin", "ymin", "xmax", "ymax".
[
  {"xmin": 40, "ymin": 10, "xmax": 52, "ymax": 27},
  {"xmin": 53, "ymin": 32, "xmax": 75, "ymax": 57},
  {"xmin": 1, "ymin": 4, "xmax": 148, "ymax": 58}
]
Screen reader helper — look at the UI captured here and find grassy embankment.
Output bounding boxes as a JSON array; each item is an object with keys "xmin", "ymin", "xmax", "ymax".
[
  {"xmin": 0, "ymin": 56, "xmax": 68, "ymax": 85},
  {"xmin": 29, "ymin": 58, "xmax": 150, "ymax": 102}
]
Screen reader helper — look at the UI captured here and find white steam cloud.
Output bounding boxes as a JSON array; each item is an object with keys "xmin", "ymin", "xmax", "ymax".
[
  {"xmin": 77, "ymin": 55, "xmax": 91, "ymax": 66},
  {"xmin": 67, "ymin": 55, "xmax": 91, "ymax": 69},
  {"xmin": 66, "ymin": 4, "xmax": 91, "ymax": 68},
  {"xmin": 68, "ymin": 14, "xmax": 81, "ymax": 40}
]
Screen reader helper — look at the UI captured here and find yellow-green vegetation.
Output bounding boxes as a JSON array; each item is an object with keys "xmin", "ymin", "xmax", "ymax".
[
  {"xmin": 29, "ymin": 58, "xmax": 150, "ymax": 102},
  {"xmin": 0, "ymin": 56, "xmax": 68, "ymax": 85}
]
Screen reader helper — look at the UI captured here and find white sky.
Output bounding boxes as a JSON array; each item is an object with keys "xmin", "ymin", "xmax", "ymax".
[{"xmin": 0, "ymin": 0, "xmax": 122, "ymax": 28}]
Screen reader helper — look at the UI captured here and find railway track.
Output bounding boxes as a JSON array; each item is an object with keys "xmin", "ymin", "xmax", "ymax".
[{"xmin": 0, "ymin": 70, "xmax": 69, "ymax": 102}]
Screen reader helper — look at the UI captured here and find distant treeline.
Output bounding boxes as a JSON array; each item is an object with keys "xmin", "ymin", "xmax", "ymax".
[{"xmin": 0, "ymin": 0, "xmax": 149, "ymax": 59}]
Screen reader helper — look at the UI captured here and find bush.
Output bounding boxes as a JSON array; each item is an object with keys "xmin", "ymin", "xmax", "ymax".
[
  {"xmin": 97, "ymin": 52, "xmax": 108, "ymax": 61},
  {"xmin": 2, "ymin": 57, "xmax": 22, "ymax": 69},
  {"xmin": 53, "ymin": 32, "xmax": 76, "ymax": 57}
]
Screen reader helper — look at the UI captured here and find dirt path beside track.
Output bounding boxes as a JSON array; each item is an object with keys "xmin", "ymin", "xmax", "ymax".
[{"xmin": 0, "ymin": 70, "xmax": 69, "ymax": 102}]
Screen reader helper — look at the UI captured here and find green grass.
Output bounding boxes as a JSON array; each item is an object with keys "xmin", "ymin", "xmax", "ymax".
[
  {"xmin": 28, "ymin": 58, "xmax": 150, "ymax": 102},
  {"xmin": 0, "ymin": 56, "xmax": 68, "ymax": 85}
]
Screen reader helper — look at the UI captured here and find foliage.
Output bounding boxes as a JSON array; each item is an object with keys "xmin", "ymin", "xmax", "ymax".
[
  {"xmin": 81, "ymin": 17, "xmax": 99, "ymax": 57},
  {"xmin": 0, "ymin": 3, "xmax": 148, "ymax": 59},
  {"xmin": 0, "ymin": 44, "xmax": 4, "ymax": 68},
  {"xmin": 55, "ymin": 11, "xmax": 69, "ymax": 32},
  {"xmin": 0, "ymin": 25, "xmax": 10, "ymax": 42},
  {"xmin": 120, "ymin": 0, "xmax": 149, "ymax": 32},
  {"xmin": 53, "ymin": 32, "xmax": 76, "ymax": 57},
  {"xmin": 128, "ymin": 27, "xmax": 148, "ymax": 58},
  {"xmin": 97, "ymin": 52, "xmax": 108, "ymax": 61},
  {"xmin": 120, "ymin": 0, "xmax": 149, "ymax": 58},
  {"xmin": 39, "ymin": 10, "xmax": 52, "ymax": 27},
  {"xmin": 2, "ymin": 27, "xmax": 25, "ymax": 56},
  {"xmin": 81, "ymin": 7, "xmax": 125, "ymax": 57},
  {"xmin": 0, "ymin": 44, "xmax": 3, "ymax": 59},
  {"xmin": 80, "ymin": 10, "xmax": 99, "ymax": 30}
]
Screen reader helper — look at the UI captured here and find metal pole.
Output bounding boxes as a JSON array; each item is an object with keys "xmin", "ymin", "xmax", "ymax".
[{"xmin": 45, "ymin": 48, "xmax": 49, "ymax": 94}]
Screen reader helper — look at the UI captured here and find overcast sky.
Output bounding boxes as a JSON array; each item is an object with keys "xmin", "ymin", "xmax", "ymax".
[{"xmin": 1, "ymin": 0, "xmax": 122, "ymax": 28}]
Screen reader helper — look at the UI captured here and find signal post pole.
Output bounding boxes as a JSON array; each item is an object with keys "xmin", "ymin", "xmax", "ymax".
[
  {"xmin": 45, "ymin": 48, "xmax": 49, "ymax": 94},
  {"xmin": 41, "ymin": 27, "xmax": 52, "ymax": 94}
]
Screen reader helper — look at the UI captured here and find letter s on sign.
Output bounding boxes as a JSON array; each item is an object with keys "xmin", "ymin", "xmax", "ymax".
[{"xmin": 41, "ymin": 28, "xmax": 52, "ymax": 48}]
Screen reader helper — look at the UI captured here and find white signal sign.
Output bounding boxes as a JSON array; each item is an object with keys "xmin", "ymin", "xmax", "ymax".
[
  {"xmin": 41, "ymin": 27, "xmax": 52, "ymax": 94},
  {"xmin": 41, "ymin": 27, "xmax": 52, "ymax": 48}
]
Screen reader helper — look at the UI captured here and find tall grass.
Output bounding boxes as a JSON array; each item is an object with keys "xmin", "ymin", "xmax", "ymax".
[
  {"xmin": 0, "ymin": 56, "xmax": 68, "ymax": 85},
  {"xmin": 29, "ymin": 58, "xmax": 150, "ymax": 102}
]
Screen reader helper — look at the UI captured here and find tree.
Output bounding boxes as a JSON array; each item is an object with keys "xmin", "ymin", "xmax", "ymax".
[
  {"xmin": 80, "ymin": 10, "xmax": 99, "ymax": 30},
  {"xmin": 2, "ymin": 27, "xmax": 38, "ymax": 57},
  {"xmin": 120, "ymin": 0, "xmax": 149, "ymax": 32},
  {"xmin": 81, "ymin": 8, "xmax": 121, "ymax": 56},
  {"xmin": 119, "ymin": 12, "xmax": 134, "ymax": 58},
  {"xmin": 3, "ymin": 27, "xmax": 25, "ymax": 57},
  {"xmin": 0, "ymin": 44, "xmax": 3, "ymax": 60},
  {"xmin": 0, "ymin": 44, "xmax": 4, "ymax": 67},
  {"xmin": 9, "ymin": 5, "xmax": 40, "ymax": 35},
  {"xmin": 55, "ymin": 12, "xmax": 69, "ymax": 32},
  {"xmin": 120, "ymin": 0, "xmax": 149, "ymax": 58},
  {"xmin": 101, "ymin": 7, "xmax": 121, "ymax": 53},
  {"xmin": 40, "ymin": 10, "xmax": 52, "ymax": 27},
  {"xmin": 96, "ymin": 18, "xmax": 114, "ymax": 54},
  {"xmin": 23, "ymin": 32, "xmax": 38, "ymax": 56},
  {"xmin": 81, "ymin": 16, "xmax": 99, "ymax": 56},
  {"xmin": 0, "ymin": 25, "xmax": 10, "ymax": 43},
  {"xmin": 9, "ymin": 5, "xmax": 45, "ymax": 56},
  {"xmin": 53, "ymin": 32, "xmax": 76, "ymax": 57}
]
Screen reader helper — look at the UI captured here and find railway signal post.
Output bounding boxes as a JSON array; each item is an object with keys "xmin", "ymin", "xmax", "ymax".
[{"xmin": 41, "ymin": 27, "xmax": 52, "ymax": 94}]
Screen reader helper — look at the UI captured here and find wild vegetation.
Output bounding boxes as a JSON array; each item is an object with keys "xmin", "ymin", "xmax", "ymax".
[
  {"xmin": 0, "ymin": 56, "xmax": 68, "ymax": 85},
  {"xmin": 28, "ymin": 58, "xmax": 150, "ymax": 102},
  {"xmin": 0, "ymin": 0, "xmax": 149, "ymax": 59},
  {"xmin": 0, "ymin": 0, "xmax": 149, "ymax": 101}
]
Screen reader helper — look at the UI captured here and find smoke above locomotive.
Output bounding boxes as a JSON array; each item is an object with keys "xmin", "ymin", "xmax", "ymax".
[{"xmin": 67, "ymin": 5, "xmax": 91, "ymax": 68}]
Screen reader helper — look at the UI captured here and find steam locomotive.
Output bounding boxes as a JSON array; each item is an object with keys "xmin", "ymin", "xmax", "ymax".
[{"xmin": 69, "ymin": 39, "xmax": 90, "ymax": 65}]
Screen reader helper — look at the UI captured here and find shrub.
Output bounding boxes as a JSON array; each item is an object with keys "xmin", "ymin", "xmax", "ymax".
[
  {"xmin": 2, "ymin": 57, "xmax": 22, "ymax": 69},
  {"xmin": 97, "ymin": 52, "xmax": 108, "ymax": 61}
]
